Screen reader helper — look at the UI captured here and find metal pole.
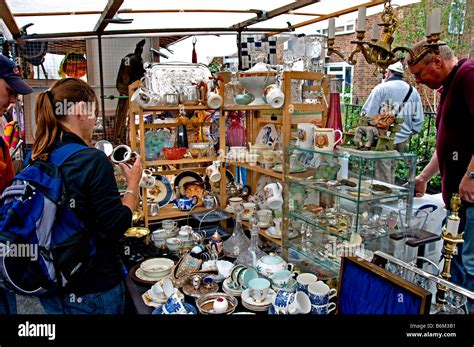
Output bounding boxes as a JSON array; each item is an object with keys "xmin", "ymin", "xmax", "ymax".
[
  {"xmin": 237, "ymin": 30, "xmax": 242, "ymax": 71},
  {"xmin": 97, "ymin": 34, "xmax": 106, "ymax": 140}
]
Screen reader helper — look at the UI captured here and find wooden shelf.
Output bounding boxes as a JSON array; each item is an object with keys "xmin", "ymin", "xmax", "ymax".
[
  {"xmin": 223, "ymin": 105, "xmax": 282, "ymax": 111},
  {"xmin": 242, "ymin": 221, "xmax": 282, "ymax": 246},
  {"xmin": 230, "ymin": 161, "xmax": 283, "ymax": 179},
  {"xmin": 143, "ymin": 122, "xmax": 214, "ymax": 129},
  {"xmin": 145, "ymin": 157, "xmax": 218, "ymax": 167},
  {"xmin": 137, "ymin": 105, "xmax": 209, "ymax": 111},
  {"xmin": 147, "ymin": 205, "xmax": 211, "ymax": 221}
]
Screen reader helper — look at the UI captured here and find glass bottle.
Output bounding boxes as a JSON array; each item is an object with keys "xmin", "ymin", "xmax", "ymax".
[
  {"xmin": 224, "ymin": 71, "xmax": 245, "ymax": 106},
  {"xmin": 222, "ymin": 204, "xmax": 250, "ymax": 258},
  {"xmin": 226, "ymin": 111, "xmax": 246, "ymax": 147},
  {"xmin": 235, "ymin": 213, "xmax": 266, "ymax": 267}
]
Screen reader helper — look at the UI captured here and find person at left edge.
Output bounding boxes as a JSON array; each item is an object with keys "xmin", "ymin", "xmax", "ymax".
[{"xmin": 0, "ymin": 54, "xmax": 33, "ymax": 314}]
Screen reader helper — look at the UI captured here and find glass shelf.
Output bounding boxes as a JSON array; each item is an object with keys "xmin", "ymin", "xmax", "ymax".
[
  {"xmin": 289, "ymin": 211, "xmax": 401, "ymax": 243},
  {"xmin": 287, "ymin": 243, "xmax": 341, "ymax": 276},
  {"xmin": 288, "ymin": 178, "xmax": 409, "ymax": 203}
]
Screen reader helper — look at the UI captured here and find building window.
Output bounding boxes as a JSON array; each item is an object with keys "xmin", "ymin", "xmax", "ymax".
[
  {"xmin": 316, "ymin": 20, "xmax": 355, "ymax": 36},
  {"xmin": 326, "ymin": 62, "xmax": 353, "ymax": 104},
  {"xmin": 448, "ymin": 0, "xmax": 466, "ymax": 35}
]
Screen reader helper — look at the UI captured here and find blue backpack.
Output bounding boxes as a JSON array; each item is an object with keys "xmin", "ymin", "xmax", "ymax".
[{"xmin": 0, "ymin": 143, "xmax": 96, "ymax": 296}]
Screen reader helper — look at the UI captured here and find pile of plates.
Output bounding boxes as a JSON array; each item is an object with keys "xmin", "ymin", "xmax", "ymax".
[
  {"xmin": 222, "ymin": 277, "xmax": 244, "ymax": 297},
  {"xmin": 241, "ymin": 288, "xmax": 276, "ymax": 312}
]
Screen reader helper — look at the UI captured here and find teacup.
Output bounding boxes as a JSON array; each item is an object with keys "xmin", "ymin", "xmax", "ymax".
[
  {"xmin": 229, "ymin": 197, "xmax": 243, "ymax": 208},
  {"xmin": 270, "ymin": 269, "xmax": 297, "ymax": 289},
  {"xmin": 234, "ymin": 93, "xmax": 254, "ymax": 105},
  {"xmin": 162, "ymin": 220, "xmax": 177, "ymax": 231},
  {"xmin": 242, "ymin": 202, "xmax": 256, "ymax": 220},
  {"xmin": 296, "ymin": 273, "xmax": 318, "ymax": 294},
  {"xmin": 264, "ymin": 183, "xmax": 283, "ymax": 210},
  {"xmin": 166, "ymin": 237, "xmax": 182, "ymax": 252},
  {"xmin": 162, "ymin": 293, "xmax": 187, "ymax": 314},
  {"xmin": 310, "ymin": 302, "xmax": 336, "ymax": 315},
  {"xmin": 207, "ymin": 92, "xmax": 223, "ymax": 109},
  {"xmin": 139, "ymin": 169, "xmax": 156, "ymax": 189},
  {"xmin": 313, "ymin": 128, "xmax": 343, "ymax": 151},
  {"xmin": 206, "ymin": 163, "xmax": 221, "ymax": 183},
  {"xmin": 151, "ymin": 229, "xmax": 167, "ymax": 248},
  {"xmin": 263, "ymin": 84, "xmax": 285, "ymax": 108},
  {"xmin": 272, "ymin": 289, "xmax": 295, "ymax": 314},
  {"xmin": 308, "ymin": 281, "xmax": 337, "ymax": 306},
  {"xmin": 248, "ymin": 278, "xmax": 271, "ymax": 303},
  {"xmin": 237, "ymin": 268, "xmax": 258, "ymax": 289},
  {"xmin": 287, "ymin": 291, "xmax": 312, "ymax": 314}
]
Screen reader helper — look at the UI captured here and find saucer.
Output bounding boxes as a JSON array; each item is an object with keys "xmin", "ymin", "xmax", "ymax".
[
  {"xmin": 152, "ymin": 302, "xmax": 197, "ymax": 315},
  {"xmin": 142, "ymin": 288, "xmax": 184, "ymax": 308},
  {"xmin": 258, "ymin": 222, "xmax": 271, "ymax": 229},
  {"xmin": 222, "ymin": 278, "xmax": 244, "ymax": 297},
  {"xmin": 264, "ymin": 228, "xmax": 299, "ymax": 240},
  {"xmin": 135, "ymin": 267, "xmax": 173, "ymax": 283},
  {"xmin": 182, "ymin": 281, "xmax": 219, "ymax": 299},
  {"xmin": 271, "ymin": 278, "xmax": 297, "ymax": 293},
  {"xmin": 241, "ymin": 288, "xmax": 276, "ymax": 307}
]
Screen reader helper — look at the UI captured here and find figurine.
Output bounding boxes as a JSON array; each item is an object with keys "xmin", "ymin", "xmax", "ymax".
[{"xmin": 352, "ymin": 113, "xmax": 395, "ymax": 150}]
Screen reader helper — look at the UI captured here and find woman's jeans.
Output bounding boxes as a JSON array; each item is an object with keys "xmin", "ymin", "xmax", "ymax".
[
  {"xmin": 39, "ymin": 281, "xmax": 125, "ymax": 314},
  {"xmin": 450, "ymin": 206, "xmax": 474, "ymax": 311}
]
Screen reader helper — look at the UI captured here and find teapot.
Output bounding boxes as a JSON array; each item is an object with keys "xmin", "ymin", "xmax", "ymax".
[
  {"xmin": 226, "ymin": 179, "xmax": 251, "ymax": 199},
  {"xmin": 172, "ymin": 196, "xmax": 198, "ymax": 211},
  {"xmin": 251, "ymin": 251, "xmax": 294, "ymax": 278}
]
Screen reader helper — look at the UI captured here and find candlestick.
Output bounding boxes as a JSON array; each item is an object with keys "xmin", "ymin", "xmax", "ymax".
[
  {"xmin": 425, "ymin": 12, "xmax": 432, "ymax": 36},
  {"xmin": 328, "ymin": 18, "xmax": 335, "ymax": 39},
  {"xmin": 446, "ymin": 218, "xmax": 460, "ymax": 237},
  {"xmin": 431, "ymin": 8, "xmax": 441, "ymax": 34},
  {"xmin": 357, "ymin": 7, "xmax": 367, "ymax": 32},
  {"xmin": 371, "ymin": 22, "xmax": 379, "ymax": 41}
]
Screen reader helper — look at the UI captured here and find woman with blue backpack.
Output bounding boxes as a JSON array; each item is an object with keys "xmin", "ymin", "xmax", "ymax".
[{"xmin": 0, "ymin": 78, "xmax": 142, "ymax": 314}]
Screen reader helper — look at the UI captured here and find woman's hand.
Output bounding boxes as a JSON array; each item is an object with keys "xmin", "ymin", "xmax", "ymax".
[{"xmin": 119, "ymin": 156, "xmax": 142, "ymax": 190}]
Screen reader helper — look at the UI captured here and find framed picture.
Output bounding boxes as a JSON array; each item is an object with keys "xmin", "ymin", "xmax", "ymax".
[
  {"xmin": 22, "ymin": 79, "xmax": 58, "ymax": 144},
  {"xmin": 337, "ymin": 256, "xmax": 432, "ymax": 314}
]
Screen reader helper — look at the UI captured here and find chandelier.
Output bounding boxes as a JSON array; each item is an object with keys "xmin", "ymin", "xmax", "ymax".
[{"xmin": 327, "ymin": 0, "xmax": 445, "ymax": 76}]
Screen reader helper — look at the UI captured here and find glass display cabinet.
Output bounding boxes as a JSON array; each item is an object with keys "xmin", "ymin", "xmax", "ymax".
[{"xmin": 281, "ymin": 146, "xmax": 417, "ymax": 280}]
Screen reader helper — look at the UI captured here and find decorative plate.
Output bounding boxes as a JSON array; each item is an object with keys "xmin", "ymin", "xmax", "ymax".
[
  {"xmin": 255, "ymin": 123, "xmax": 278, "ymax": 148},
  {"xmin": 152, "ymin": 302, "xmax": 197, "ymax": 315},
  {"xmin": 144, "ymin": 174, "xmax": 173, "ymax": 207},
  {"xmin": 174, "ymin": 171, "xmax": 203, "ymax": 197}
]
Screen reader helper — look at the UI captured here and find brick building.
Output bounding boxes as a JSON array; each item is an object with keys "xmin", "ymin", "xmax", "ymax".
[{"xmin": 326, "ymin": 1, "xmax": 472, "ymax": 108}]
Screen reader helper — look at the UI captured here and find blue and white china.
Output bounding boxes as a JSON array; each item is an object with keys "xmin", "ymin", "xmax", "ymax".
[
  {"xmin": 307, "ymin": 281, "xmax": 337, "ymax": 306},
  {"xmin": 310, "ymin": 302, "xmax": 336, "ymax": 315},
  {"xmin": 153, "ymin": 302, "xmax": 197, "ymax": 315},
  {"xmin": 251, "ymin": 252, "xmax": 294, "ymax": 278},
  {"xmin": 161, "ymin": 293, "xmax": 187, "ymax": 314},
  {"xmin": 172, "ymin": 195, "xmax": 198, "ymax": 211},
  {"xmin": 296, "ymin": 273, "xmax": 318, "ymax": 294},
  {"xmin": 287, "ymin": 291, "xmax": 312, "ymax": 314},
  {"xmin": 272, "ymin": 289, "xmax": 295, "ymax": 314}
]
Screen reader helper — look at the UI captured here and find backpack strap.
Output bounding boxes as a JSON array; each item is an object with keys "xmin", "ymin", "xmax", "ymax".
[
  {"xmin": 49, "ymin": 143, "xmax": 90, "ymax": 167},
  {"xmin": 394, "ymin": 85, "xmax": 413, "ymax": 117}
]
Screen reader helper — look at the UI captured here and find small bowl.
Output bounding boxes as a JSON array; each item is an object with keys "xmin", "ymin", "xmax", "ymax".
[
  {"xmin": 140, "ymin": 258, "xmax": 175, "ymax": 278},
  {"xmin": 166, "ymin": 237, "xmax": 182, "ymax": 252},
  {"xmin": 189, "ymin": 143, "xmax": 209, "ymax": 158},
  {"xmin": 162, "ymin": 147, "xmax": 187, "ymax": 160},
  {"xmin": 234, "ymin": 94, "xmax": 254, "ymax": 106},
  {"xmin": 196, "ymin": 292, "xmax": 238, "ymax": 314}
]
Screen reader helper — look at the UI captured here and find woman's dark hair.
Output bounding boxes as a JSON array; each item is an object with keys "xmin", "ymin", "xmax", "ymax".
[{"xmin": 32, "ymin": 78, "xmax": 98, "ymax": 161}]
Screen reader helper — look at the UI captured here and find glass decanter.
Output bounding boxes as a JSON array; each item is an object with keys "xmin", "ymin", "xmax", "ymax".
[
  {"xmin": 226, "ymin": 111, "xmax": 246, "ymax": 147},
  {"xmin": 222, "ymin": 204, "xmax": 250, "ymax": 258},
  {"xmin": 235, "ymin": 213, "xmax": 266, "ymax": 267},
  {"xmin": 224, "ymin": 66, "xmax": 245, "ymax": 106}
]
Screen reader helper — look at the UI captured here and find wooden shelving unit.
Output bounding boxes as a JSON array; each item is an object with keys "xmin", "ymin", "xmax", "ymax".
[
  {"xmin": 220, "ymin": 71, "xmax": 330, "ymax": 246},
  {"xmin": 128, "ymin": 81, "xmax": 227, "ymax": 227}
]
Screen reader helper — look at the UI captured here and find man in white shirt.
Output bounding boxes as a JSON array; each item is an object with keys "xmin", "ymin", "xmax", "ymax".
[{"xmin": 361, "ymin": 61, "xmax": 424, "ymax": 183}]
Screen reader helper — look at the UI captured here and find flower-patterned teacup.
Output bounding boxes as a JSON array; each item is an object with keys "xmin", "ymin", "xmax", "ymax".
[{"xmin": 162, "ymin": 293, "xmax": 187, "ymax": 314}]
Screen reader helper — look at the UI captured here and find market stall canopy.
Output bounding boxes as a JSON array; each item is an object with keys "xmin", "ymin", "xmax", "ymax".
[{"xmin": 1, "ymin": 0, "xmax": 399, "ymax": 39}]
